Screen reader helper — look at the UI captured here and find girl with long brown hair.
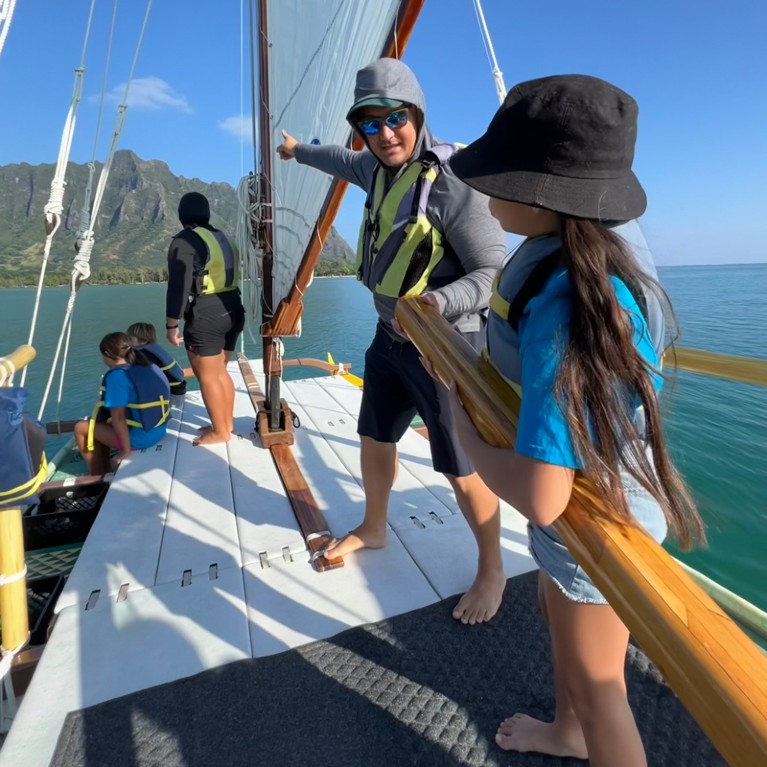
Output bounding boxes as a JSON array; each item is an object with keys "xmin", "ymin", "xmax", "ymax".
[{"xmin": 448, "ymin": 75, "xmax": 705, "ymax": 766}]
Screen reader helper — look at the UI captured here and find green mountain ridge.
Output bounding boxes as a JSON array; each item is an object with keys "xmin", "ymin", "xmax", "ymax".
[{"xmin": 0, "ymin": 149, "xmax": 356, "ymax": 286}]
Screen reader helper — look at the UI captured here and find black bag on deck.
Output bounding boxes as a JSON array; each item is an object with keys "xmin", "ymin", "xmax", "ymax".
[{"xmin": 0, "ymin": 387, "xmax": 47, "ymax": 508}]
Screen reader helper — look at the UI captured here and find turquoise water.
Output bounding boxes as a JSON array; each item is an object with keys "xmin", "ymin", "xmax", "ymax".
[{"xmin": 3, "ymin": 265, "xmax": 766, "ymax": 612}]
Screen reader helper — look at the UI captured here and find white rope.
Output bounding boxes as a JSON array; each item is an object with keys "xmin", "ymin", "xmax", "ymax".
[
  {"xmin": 0, "ymin": 563, "xmax": 30, "ymax": 684},
  {"xmin": 20, "ymin": 0, "xmax": 98, "ymax": 387},
  {"xmin": 0, "ymin": 0, "xmax": 17, "ymax": 60},
  {"xmin": 36, "ymin": 0, "xmax": 155, "ymax": 420},
  {"xmin": 472, "ymin": 0, "xmax": 506, "ymax": 106},
  {"xmin": 84, "ymin": 0, "xmax": 153, "ymax": 237},
  {"xmin": 0, "ymin": 564, "xmax": 27, "ymax": 588},
  {"xmin": 78, "ymin": 0, "xmax": 119, "ymax": 247},
  {"xmin": 37, "ymin": 278, "xmax": 79, "ymax": 421},
  {"xmin": 0, "ymin": 647, "xmax": 18, "ymax": 683},
  {"xmin": 55, "ymin": 317, "xmax": 75, "ymax": 423}
]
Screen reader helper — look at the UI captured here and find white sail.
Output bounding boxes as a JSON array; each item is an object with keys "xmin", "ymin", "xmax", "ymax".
[{"xmin": 264, "ymin": 0, "xmax": 405, "ymax": 311}]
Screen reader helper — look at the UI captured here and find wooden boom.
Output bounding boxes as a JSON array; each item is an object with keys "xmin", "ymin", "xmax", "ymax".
[
  {"xmin": 395, "ymin": 297, "xmax": 767, "ymax": 767},
  {"xmin": 673, "ymin": 346, "xmax": 767, "ymax": 387},
  {"xmin": 0, "ymin": 344, "xmax": 36, "ymax": 386}
]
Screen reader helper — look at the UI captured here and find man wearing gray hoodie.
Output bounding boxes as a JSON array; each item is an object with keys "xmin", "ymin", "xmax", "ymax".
[{"xmin": 278, "ymin": 58, "xmax": 507, "ymax": 624}]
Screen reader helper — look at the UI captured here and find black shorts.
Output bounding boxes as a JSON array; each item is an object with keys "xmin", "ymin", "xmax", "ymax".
[
  {"xmin": 357, "ymin": 322, "xmax": 484, "ymax": 477},
  {"xmin": 183, "ymin": 291, "xmax": 245, "ymax": 357}
]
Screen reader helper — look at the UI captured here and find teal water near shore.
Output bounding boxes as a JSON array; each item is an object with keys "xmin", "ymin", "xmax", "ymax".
[{"xmin": 3, "ymin": 264, "xmax": 766, "ymax": 612}]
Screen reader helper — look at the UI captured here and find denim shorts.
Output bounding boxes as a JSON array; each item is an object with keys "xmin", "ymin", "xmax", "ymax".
[{"xmin": 528, "ymin": 473, "xmax": 668, "ymax": 605}]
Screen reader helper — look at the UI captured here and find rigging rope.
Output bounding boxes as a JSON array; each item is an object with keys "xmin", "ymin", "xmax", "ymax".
[
  {"xmin": 20, "ymin": 0, "xmax": 98, "ymax": 387},
  {"xmin": 471, "ymin": 0, "xmax": 506, "ymax": 106},
  {"xmin": 78, "ymin": 0, "xmax": 119, "ymax": 247},
  {"xmin": 0, "ymin": 0, "xmax": 16, "ymax": 60},
  {"xmin": 236, "ymin": 174, "xmax": 263, "ymax": 349},
  {"xmin": 37, "ymin": 0, "xmax": 155, "ymax": 420}
]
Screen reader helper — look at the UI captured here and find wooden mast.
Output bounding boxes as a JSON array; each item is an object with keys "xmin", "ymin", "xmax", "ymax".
[{"xmin": 255, "ymin": 0, "xmax": 286, "ymax": 435}]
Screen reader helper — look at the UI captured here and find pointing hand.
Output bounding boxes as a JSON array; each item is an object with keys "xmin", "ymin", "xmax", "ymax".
[{"xmin": 277, "ymin": 130, "xmax": 298, "ymax": 160}]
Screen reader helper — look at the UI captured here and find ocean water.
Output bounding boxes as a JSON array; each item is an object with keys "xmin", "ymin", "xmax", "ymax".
[{"xmin": 3, "ymin": 264, "xmax": 765, "ymax": 612}]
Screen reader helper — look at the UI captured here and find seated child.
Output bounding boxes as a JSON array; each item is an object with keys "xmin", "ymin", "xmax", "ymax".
[
  {"xmin": 127, "ymin": 321, "xmax": 190, "ymax": 396},
  {"xmin": 74, "ymin": 332, "xmax": 171, "ymax": 474}
]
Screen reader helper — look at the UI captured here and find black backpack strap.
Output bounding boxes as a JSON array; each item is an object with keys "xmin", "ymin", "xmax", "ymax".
[
  {"xmin": 507, "ymin": 250, "xmax": 562, "ymax": 330},
  {"xmin": 507, "ymin": 248, "xmax": 649, "ymax": 331}
]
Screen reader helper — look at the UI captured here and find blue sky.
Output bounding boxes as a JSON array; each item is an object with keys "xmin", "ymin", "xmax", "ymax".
[{"xmin": 1, "ymin": 0, "xmax": 765, "ymax": 265}]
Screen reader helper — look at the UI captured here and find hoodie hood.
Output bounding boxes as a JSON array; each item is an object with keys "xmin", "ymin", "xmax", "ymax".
[{"xmin": 346, "ymin": 58, "xmax": 435, "ymax": 160}]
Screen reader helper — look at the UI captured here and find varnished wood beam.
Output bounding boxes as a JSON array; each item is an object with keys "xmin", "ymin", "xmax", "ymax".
[
  {"xmin": 237, "ymin": 354, "xmax": 343, "ymax": 572},
  {"xmin": 395, "ymin": 296, "xmax": 767, "ymax": 767}
]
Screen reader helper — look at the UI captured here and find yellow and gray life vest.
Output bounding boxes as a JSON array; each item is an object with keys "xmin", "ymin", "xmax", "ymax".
[
  {"xmin": 136, "ymin": 342, "xmax": 187, "ymax": 395},
  {"xmin": 87, "ymin": 364, "xmax": 171, "ymax": 451},
  {"xmin": 486, "ymin": 227, "xmax": 661, "ymax": 391},
  {"xmin": 485, "ymin": 236, "xmax": 564, "ymax": 388},
  {"xmin": 356, "ymin": 143, "xmax": 461, "ymax": 298},
  {"xmin": 192, "ymin": 226, "xmax": 238, "ymax": 296}
]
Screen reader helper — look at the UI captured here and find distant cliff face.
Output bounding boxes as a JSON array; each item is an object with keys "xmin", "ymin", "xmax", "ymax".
[{"xmin": 0, "ymin": 149, "xmax": 355, "ymax": 283}]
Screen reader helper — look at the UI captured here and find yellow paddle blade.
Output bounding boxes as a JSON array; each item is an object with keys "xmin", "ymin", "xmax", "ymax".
[{"xmin": 342, "ymin": 372, "xmax": 364, "ymax": 387}]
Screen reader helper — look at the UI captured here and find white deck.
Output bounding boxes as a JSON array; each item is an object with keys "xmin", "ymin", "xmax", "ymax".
[{"xmin": 0, "ymin": 362, "xmax": 534, "ymax": 767}]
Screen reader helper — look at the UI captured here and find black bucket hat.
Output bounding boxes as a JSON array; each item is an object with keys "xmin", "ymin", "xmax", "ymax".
[{"xmin": 451, "ymin": 74, "xmax": 647, "ymax": 221}]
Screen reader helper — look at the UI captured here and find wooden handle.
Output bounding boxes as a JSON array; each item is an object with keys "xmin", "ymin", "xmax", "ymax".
[
  {"xmin": 395, "ymin": 297, "xmax": 767, "ymax": 767},
  {"xmin": 0, "ymin": 345, "xmax": 36, "ymax": 386}
]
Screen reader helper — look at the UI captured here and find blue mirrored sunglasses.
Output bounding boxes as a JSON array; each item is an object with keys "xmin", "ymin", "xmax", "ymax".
[{"xmin": 356, "ymin": 109, "xmax": 409, "ymax": 136}]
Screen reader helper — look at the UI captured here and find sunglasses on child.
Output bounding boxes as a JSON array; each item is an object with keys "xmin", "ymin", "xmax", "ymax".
[{"xmin": 355, "ymin": 108, "xmax": 410, "ymax": 136}]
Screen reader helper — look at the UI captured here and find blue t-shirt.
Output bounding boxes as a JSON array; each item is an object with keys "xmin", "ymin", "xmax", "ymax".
[
  {"xmin": 515, "ymin": 271, "xmax": 661, "ymax": 469},
  {"xmin": 103, "ymin": 367, "xmax": 167, "ymax": 450}
]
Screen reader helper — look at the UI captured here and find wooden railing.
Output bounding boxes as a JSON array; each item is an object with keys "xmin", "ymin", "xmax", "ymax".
[{"xmin": 395, "ymin": 299, "xmax": 767, "ymax": 767}]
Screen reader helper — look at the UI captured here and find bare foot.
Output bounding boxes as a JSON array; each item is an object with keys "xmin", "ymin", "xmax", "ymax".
[
  {"xmin": 193, "ymin": 430, "xmax": 231, "ymax": 446},
  {"xmin": 197, "ymin": 424, "xmax": 234, "ymax": 435},
  {"xmin": 322, "ymin": 523, "xmax": 387, "ymax": 559},
  {"xmin": 496, "ymin": 714, "xmax": 588, "ymax": 759},
  {"xmin": 452, "ymin": 567, "xmax": 506, "ymax": 625}
]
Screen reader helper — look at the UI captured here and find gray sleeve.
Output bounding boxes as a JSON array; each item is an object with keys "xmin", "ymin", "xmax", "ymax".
[
  {"xmin": 426, "ymin": 168, "xmax": 507, "ymax": 320},
  {"xmin": 293, "ymin": 143, "xmax": 378, "ymax": 190}
]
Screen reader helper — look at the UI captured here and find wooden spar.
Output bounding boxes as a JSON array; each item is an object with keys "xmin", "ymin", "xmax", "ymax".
[
  {"xmin": 672, "ymin": 346, "xmax": 767, "ymax": 387},
  {"xmin": 395, "ymin": 297, "xmax": 767, "ymax": 767},
  {"xmin": 236, "ymin": 353, "xmax": 343, "ymax": 571},
  {"xmin": 0, "ymin": 507, "xmax": 28, "ymax": 653},
  {"xmin": 283, "ymin": 358, "xmax": 353, "ymax": 374},
  {"xmin": 0, "ymin": 345, "xmax": 35, "ymax": 656},
  {"xmin": 45, "ymin": 420, "xmax": 81, "ymax": 435},
  {"xmin": 0, "ymin": 344, "xmax": 36, "ymax": 387},
  {"xmin": 262, "ymin": 0, "xmax": 427, "ymax": 339}
]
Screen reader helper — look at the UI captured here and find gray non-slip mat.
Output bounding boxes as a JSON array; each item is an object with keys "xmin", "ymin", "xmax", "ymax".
[{"xmin": 50, "ymin": 571, "xmax": 724, "ymax": 766}]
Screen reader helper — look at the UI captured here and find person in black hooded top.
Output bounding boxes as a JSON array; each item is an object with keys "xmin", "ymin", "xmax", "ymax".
[{"xmin": 165, "ymin": 192, "xmax": 244, "ymax": 445}]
